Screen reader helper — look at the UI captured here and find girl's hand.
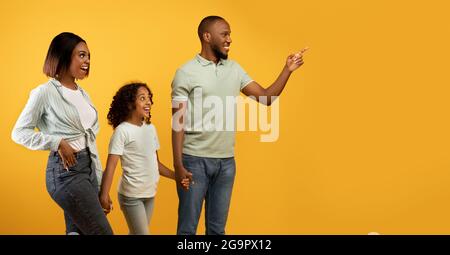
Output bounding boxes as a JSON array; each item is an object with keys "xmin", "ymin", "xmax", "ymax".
[
  {"xmin": 99, "ymin": 194, "xmax": 112, "ymax": 215},
  {"xmin": 181, "ymin": 178, "xmax": 191, "ymax": 190}
]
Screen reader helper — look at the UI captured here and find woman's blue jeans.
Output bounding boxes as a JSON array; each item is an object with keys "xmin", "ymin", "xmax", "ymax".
[{"xmin": 45, "ymin": 148, "xmax": 113, "ymax": 235}]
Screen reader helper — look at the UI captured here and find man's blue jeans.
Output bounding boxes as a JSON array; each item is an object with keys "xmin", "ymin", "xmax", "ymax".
[{"xmin": 177, "ymin": 154, "xmax": 236, "ymax": 235}]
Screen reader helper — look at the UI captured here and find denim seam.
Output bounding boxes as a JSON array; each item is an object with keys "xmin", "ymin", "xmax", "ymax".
[{"xmin": 65, "ymin": 188, "xmax": 104, "ymax": 234}]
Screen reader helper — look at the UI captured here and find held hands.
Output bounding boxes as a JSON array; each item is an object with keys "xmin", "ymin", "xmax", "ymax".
[
  {"xmin": 99, "ymin": 193, "xmax": 113, "ymax": 215},
  {"xmin": 181, "ymin": 177, "xmax": 191, "ymax": 189},
  {"xmin": 58, "ymin": 139, "xmax": 77, "ymax": 170},
  {"xmin": 286, "ymin": 47, "xmax": 309, "ymax": 72},
  {"xmin": 176, "ymin": 166, "xmax": 193, "ymax": 190}
]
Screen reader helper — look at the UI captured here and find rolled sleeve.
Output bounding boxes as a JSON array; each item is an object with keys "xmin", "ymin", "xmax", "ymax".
[
  {"xmin": 171, "ymin": 69, "xmax": 190, "ymax": 102},
  {"xmin": 235, "ymin": 63, "xmax": 253, "ymax": 91},
  {"xmin": 11, "ymin": 86, "xmax": 62, "ymax": 151}
]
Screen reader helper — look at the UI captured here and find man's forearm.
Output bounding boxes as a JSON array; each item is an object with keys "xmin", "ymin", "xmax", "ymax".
[
  {"xmin": 172, "ymin": 130, "xmax": 184, "ymax": 170},
  {"xmin": 265, "ymin": 65, "xmax": 292, "ymax": 97},
  {"xmin": 172, "ymin": 102, "xmax": 187, "ymax": 170}
]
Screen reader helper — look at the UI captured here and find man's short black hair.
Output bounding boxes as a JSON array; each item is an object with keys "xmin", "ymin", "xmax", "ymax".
[{"xmin": 197, "ymin": 16, "xmax": 226, "ymax": 41}]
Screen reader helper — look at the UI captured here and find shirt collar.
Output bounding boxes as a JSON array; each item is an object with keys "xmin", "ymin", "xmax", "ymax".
[
  {"xmin": 195, "ymin": 54, "xmax": 227, "ymax": 66},
  {"xmin": 50, "ymin": 78, "xmax": 62, "ymax": 87},
  {"xmin": 50, "ymin": 78, "xmax": 84, "ymax": 93}
]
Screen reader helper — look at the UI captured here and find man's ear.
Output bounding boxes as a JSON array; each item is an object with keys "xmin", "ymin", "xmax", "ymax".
[{"xmin": 203, "ymin": 32, "xmax": 211, "ymax": 42}]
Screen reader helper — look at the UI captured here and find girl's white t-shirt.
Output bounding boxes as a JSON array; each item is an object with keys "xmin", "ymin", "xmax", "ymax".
[{"xmin": 109, "ymin": 122, "xmax": 160, "ymax": 198}]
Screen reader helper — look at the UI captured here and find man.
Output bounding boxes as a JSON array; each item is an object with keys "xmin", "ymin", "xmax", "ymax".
[{"xmin": 171, "ymin": 15, "xmax": 307, "ymax": 235}]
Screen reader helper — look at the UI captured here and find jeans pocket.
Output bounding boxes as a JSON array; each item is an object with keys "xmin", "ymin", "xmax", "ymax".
[
  {"xmin": 182, "ymin": 154, "xmax": 200, "ymax": 171},
  {"xmin": 57, "ymin": 161, "xmax": 78, "ymax": 180}
]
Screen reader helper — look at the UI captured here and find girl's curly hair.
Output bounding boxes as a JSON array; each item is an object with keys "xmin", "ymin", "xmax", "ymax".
[{"xmin": 107, "ymin": 82, "xmax": 153, "ymax": 129}]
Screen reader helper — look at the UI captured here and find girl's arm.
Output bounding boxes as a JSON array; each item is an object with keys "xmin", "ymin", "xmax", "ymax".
[
  {"xmin": 156, "ymin": 152, "xmax": 175, "ymax": 180},
  {"xmin": 99, "ymin": 154, "xmax": 120, "ymax": 213},
  {"xmin": 157, "ymin": 152, "xmax": 190, "ymax": 188}
]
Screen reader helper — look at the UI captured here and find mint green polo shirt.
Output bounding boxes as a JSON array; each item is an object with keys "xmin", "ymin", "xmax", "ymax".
[{"xmin": 171, "ymin": 54, "xmax": 253, "ymax": 158}]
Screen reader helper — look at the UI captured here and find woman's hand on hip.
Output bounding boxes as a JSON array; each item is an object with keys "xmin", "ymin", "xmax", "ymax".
[{"xmin": 58, "ymin": 139, "xmax": 77, "ymax": 170}]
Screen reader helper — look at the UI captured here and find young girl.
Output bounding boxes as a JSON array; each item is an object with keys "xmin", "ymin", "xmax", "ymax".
[{"xmin": 99, "ymin": 82, "xmax": 190, "ymax": 235}]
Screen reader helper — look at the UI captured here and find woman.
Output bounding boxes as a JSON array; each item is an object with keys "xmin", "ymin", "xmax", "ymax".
[{"xmin": 11, "ymin": 32, "xmax": 113, "ymax": 235}]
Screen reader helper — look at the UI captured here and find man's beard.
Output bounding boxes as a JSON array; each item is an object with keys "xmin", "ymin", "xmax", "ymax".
[{"xmin": 212, "ymin": 44, "xmax": 228, "ymax": 60}]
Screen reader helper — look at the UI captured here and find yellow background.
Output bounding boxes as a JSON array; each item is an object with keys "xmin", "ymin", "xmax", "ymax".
[{"xmin": 1, "ymin": 0, "xmax": 450, "ymax": 234}]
